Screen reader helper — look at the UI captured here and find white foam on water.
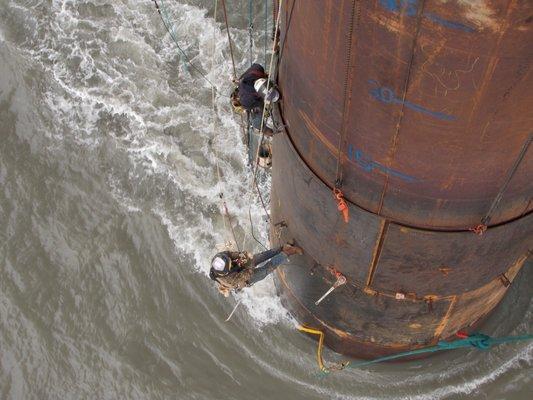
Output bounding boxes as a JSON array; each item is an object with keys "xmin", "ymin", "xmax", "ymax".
[{"xmin": 17, "ymin": 0, "xmax": 288, "ymax": 327}]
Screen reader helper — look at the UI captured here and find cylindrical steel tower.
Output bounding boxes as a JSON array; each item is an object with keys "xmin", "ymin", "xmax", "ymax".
[{"xmin": 271, "ymin": 0, "xmax": 532, "ymax": 358}]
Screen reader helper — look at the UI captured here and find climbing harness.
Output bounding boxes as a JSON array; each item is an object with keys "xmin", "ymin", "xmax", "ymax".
[
  {"xmin": 333, "ymin": 188, "xmax": 350, "ymax": 223},
  {"xmin": 298, "ymin": 328, "xmax": 533, "ymax": 374}
]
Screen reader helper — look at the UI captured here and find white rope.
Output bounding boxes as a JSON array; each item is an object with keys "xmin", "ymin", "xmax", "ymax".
[
  {"xmin": 242, "ymin": 0, "xmax": 283, "ymax": 251},
  {"xmin": 250, "ymin": 0, "xmax": 283, "ymax": 189},
  {"xmin": 211, "ymin": 0, "xmax": 239, "ymax": 251}
]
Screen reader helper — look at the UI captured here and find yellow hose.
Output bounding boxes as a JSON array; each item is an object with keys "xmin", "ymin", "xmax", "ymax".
[
  {"xmin": 297, "ymin": 325, "xmax": 329, "ymax": 372},
  {"xmin": 297, "ymin": 325, "xmax": 350, "ymax": 373}
]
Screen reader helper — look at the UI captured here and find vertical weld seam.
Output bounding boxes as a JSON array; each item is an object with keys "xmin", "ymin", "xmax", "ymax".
[
  {"xmin": 377, "ymin": 0, "xmax": 426, "ymax": 215},
  {"xmin": 366, "ymin": 220, "xmax": 389, "ymax": 286},
  {"xmin": 433, "ymin": 295, "xmax": 457, "ymax": 341},
  {"xmin": 335, "ymin": 0, "xmax": 359, "ymax": 185},
  {"xmin": 377, "ymin": 179, "xmax": 388, "ymax": 215}
]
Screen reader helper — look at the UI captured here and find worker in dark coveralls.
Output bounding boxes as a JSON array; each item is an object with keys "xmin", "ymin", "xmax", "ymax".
[
  {"xmin": 209, "ymin": 243, "xmax": 302, "ymax": 297},
  {"xmin": 231, "ymin": 63, "xmax": 279, "ymax": 136}
]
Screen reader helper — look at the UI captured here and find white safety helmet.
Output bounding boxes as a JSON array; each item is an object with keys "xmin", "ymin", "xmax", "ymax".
[
  {"xmin": 209, "ymin": 253, "xmax": 233, "ymax": 280},
  {"xmin": 253, "ymin": 78, "xmax": 280, "ymax": 104}
]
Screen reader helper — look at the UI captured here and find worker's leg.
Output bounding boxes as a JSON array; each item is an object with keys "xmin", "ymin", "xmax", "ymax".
[
  {"xmin": 247, "ymin": 253, "xmax": 289, "ymax": 286},
  {"xmin": 250, "ymin": 111, "xmax": 274, "ymax": 136},
  {"xmin": 252, "ymin": 246, "xmax": 283, "ymax": 266}
]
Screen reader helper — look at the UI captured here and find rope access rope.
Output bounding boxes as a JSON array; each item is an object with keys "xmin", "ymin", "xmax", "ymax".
[
  {"xmin": 220, "ymin": 0, "xmax": 237, "ymax": 81},
  {"xmin": 264, "ymin": 0, "xmax": 268, "ymax": 67},
  {"xmin": 210, "ymin": 0, "xmax": 240, "ymax": 251},
  {"xmin": 248, "ymin": 0, "xmax": 254, "ymax": 66},
  {"xmin": 154, "ymin": 0, "xmax": 273, "ymax": 251},
  {"xmin": 472, "ymin": 133, "xmax": 532, "ymax": 235},
  {"xmin": 152, "ymin": 0, "xmax": 219, "ymax": 90},
  {"xmin": 250, "ymin": 0, "xmax": 283, "ymax": 190},
  {"xmin": 243, "ymin": 0, "xmax": 281, "ymax": 251},
  {"xmin": 246, "ymin": 0, "xmax": 254, "ymax": 154}
]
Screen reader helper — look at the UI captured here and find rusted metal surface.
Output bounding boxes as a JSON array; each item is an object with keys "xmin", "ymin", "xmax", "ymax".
[
  {"xmin": 440, "ymin": 255, "xmax": 527, "ymax": 338},
  {"xmin": 371, "ymin": 221, "xmax": 531, "ymax": 296},
  {"xmin": 277, "ymin": 0, "xmax": 533, "ymax": 229},
  {"xmin": 271, "ymin": 124, "xmax": 531, "ymax": 358},
  {"xmin": 270, "ymin": 130, "xmax": 381, "ymax": 284}
]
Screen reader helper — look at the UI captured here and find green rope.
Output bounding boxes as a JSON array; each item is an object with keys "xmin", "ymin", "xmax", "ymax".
[
  {"xmin": 336, "ymin": 333, "xmax": 533, "ymax": 371},
  {"xmin": 152, "ymin": 0, "xmax": 218, "ymax": 89}
]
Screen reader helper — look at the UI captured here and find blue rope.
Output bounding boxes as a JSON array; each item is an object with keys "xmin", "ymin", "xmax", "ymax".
[{"xmin": 340, "ymin": 333, "xmax": 533, "ymax": 370}]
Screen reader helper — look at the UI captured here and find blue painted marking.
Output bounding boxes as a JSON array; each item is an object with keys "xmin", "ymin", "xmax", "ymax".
[
  {"xmin": 379, "ymin": 0, "xmax": 475, "ymax": 33},
  {"xmin": 347, "ymin": 145, "xmax": 418, "ymax": 183},
  {"xmin": 368, "ymin": 80, "xmax": 456, "ymax": 121},
  {"xmin": 424, "ymin": 12, "xmax": 476, "ymax": 33},
  {"xmin": 380, "ymin": 0, "xmax": 401, "ymax": 13},
  {"xmin": 379, "ymin": 0, "xmax": 417, "ymax": 16}
]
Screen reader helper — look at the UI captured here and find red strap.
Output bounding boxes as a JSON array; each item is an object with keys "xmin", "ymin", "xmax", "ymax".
[{"xmin": 333, "ymin": 189, "xmax": 349, "ymax": 223}]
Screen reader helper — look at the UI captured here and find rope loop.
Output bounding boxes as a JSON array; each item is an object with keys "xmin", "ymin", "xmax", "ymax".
[
  {"xmin": 467, "ymin": 333, "xmax": 492, "ymax": 350},
  {"xmin": 469, "ymin": 224, "xmax": 487, "ymax": 236}
]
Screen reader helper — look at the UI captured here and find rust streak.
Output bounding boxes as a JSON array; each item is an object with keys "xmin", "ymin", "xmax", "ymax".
[
  {"xmin": 299, "ymin": 109, "xmax": 344, "ymax": 157},
  {"xmin": 467, "ymin": 0, "xmax": 516, "ymax": 124},
  {"xmin": 433, "ymin": 296, "xmax": 457, "ymax": 342}
]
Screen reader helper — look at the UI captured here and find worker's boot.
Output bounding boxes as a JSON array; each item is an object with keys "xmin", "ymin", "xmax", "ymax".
[{"xmin": 282, "ymin": 243, "xmax": 303, "ymax": 256}]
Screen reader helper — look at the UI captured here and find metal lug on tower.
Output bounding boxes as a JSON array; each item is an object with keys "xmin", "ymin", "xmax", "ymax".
[{"xmin": 315, "ymin": 270, "xmax": 347, "ymax": 306}]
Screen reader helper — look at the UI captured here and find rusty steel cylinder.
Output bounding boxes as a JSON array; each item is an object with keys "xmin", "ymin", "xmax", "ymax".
[{"xmin": 270, "ymin": 0, "xmax": 532, "ymax": 358}]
